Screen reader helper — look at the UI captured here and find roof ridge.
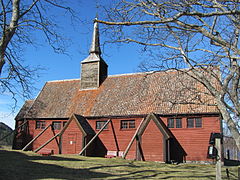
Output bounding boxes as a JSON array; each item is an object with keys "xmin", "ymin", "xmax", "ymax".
[
  {"xmin": 108, "ymin": 71, "xmax": 156, "ymax": 78},
  {"xmin": 46, "ymin": 70, "xmax": 179, "ymax": 82},
  {"xmin": 47, "ymin": 79, "xmax": 80, "ymax": 83},
  {"xmin": 108, "ymin": 69, "xmax": 179, "ymax": 78},
  {"xmin": 46, "ymin": 70, "xmax": 175, "ymax": 83}
]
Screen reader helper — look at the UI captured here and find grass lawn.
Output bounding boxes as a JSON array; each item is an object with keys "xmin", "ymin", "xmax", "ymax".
[{"xmin": 0, "ymin": 149, "xmax": 238, "ymax": 180}]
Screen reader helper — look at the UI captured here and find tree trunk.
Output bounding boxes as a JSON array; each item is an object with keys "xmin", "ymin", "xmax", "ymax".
[
  {"xmin": 217, "ymin": 99, "xmax": 240, "ymax": 150},
  {"xmin": 0, "ymin": 0, "xmax": 20, "ymax": 77}
]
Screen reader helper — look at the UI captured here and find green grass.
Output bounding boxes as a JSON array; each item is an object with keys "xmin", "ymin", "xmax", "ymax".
[
  {"xmin": 0, "ymin": 149, "xmax": 238, "ymax": 180},
  {"xmin": 0, "ymin": 145, "xmax": 12, "ymax": 149}
]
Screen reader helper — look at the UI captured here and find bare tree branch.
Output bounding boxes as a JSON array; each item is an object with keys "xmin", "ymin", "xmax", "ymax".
[
  {"xmin": 0, "ymin": 0, "xmax": 76, "ymax": 109},
  {"xmin": 99, "ymin": 0, "xmax": 240, "ymax": 150}
]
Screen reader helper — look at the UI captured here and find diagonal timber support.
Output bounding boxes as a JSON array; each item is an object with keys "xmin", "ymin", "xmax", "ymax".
[
  {"xmin": 22, "ymin": 124, "xmax": 52, "ymax": 151},
  {"xmin": 34, "ymin": 132, "xmax": 61, "ymax": 153},
  {"xmin": 122, "ymin": 118, "xmax": 145, "ymax": 159},
  {"xmin": 79, "ymin": 119, "xmax": 111, "ymax": 155}
]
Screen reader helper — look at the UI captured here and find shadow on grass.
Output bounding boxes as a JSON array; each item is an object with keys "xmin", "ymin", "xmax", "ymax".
[
  {"xmin": 1, "ymin": 150, "xmax": 233, "ymax": 180},
  {"xmin": 86, "ymin": 164, "xmax": 216, "ymax": 180},
  {"xmin": 27, "ymin": 154, "xmax": 83, "ymax": 161},
  {"xmin": 0, "ymin": 150, "xmax": 165, "ymax": 180},
  {"xmin": 224, "ymin": 158, "xmax": 240, "ymax": 166},
  {"xmin": 0, "ymin": 150, "xmax": 109, "ymax": 180}
]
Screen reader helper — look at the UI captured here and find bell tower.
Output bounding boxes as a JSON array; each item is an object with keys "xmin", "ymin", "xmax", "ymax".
[{"xmin": 80, "ymin": 19, "xmax": 108, "ymax": 90}]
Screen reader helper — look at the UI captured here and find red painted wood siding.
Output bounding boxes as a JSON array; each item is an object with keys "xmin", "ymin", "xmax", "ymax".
[
  {"xmin": 141, "ymin": 120, "xmax": 164, "ymax": 161},
  {"xmin": 61, "ymin": 119, "xmax": 83, "ymax": 154},
  {"xmin": 161, "ymin": 116, "xmax": 221, "ymax": 162},
  {"xmin": 15, "ymin": 114, "xmax": 221, "ymax": 162},
  {"xmin": 87, "ymin": 117, "xmax": 142, "ymax": 160},
  {"xmin": 27, "ymin": 120, "xmax": 67, "ymax": 154}
]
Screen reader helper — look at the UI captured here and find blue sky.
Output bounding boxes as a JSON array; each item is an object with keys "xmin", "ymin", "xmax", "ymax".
[{"xmin": 0, "ymin": 1, "xmax": 143, "ymax": 128}]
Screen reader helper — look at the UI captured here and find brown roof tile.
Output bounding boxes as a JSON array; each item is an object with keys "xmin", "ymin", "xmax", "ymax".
[
  {"xmin": 15, "ymin": 100, "xmax": 34, "ymax": 120},
  {"xmin": 25, "ymin": 70, "xmax": 218, "ymax": 118}
]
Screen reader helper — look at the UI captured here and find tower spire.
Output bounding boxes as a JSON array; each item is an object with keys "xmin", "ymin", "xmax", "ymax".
[
  {"xmin": 80, "ymin": 18, "xmax": 108, "ymax": 90},
  {"xmin": 89, "ymin": 18, "xmax": 101, "ymax": 55}
]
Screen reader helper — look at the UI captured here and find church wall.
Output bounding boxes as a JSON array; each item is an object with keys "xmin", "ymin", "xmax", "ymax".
[
  {"xmin": 86, "ymin": 117, "xmax": 143, "ymax": 160},
  {"xmin": 160, "ymin": 115, "xmax": 221, "ymax": 162},
  {"xmin": 141, "ymin": 119, "xmax": 164, "ymax": 161},
  {"xmin": 61, "ymin": 118, "xmax": 84, "ymax": 154},
  {"xmin": 14, "ymin": 114, "xmax": 221, "ymax": 162},
  {"xmin": 27, "ymin": 119, "xmax": 68, "ymax": 154},
  {"xmin": 85, "ymin": 114, "xmax": 221, "ymax": 162},
  {"xmin": 12, "ymin": 120, "xmax": 31, "ymax": 150}
]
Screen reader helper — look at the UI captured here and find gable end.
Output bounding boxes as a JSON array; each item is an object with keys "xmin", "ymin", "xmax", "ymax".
[{"xmin": 138, "ymin": 113, "xmax": 172, "ymax": 139}]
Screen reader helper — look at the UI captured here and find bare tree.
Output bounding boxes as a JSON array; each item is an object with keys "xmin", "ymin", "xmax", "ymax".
[
  {"xmin": 0, "ymin": 0, "xmax": 74, "ymax": 105},
  {"xmin": 97, "ymin": 0, "xmax": 240, "ymax": 150}
]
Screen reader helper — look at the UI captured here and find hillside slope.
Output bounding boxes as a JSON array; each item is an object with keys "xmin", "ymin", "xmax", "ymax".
[{"xmin": 0, "ymin": 122, "xmax": 13, "ymax": 146}]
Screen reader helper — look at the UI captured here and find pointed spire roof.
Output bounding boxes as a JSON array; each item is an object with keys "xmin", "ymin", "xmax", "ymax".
[
  {"xmin": 81, "ymin": 18, "xmax": 102, "ymax": 63},
  {"xmin": 89, "ymin": 18, "xmax": 101, "ymax": 55}
]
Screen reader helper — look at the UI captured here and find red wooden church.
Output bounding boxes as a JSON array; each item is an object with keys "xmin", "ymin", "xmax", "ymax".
[{"xmin": 13, "ymin": 20, "xmax": 221, "ymax": 163}]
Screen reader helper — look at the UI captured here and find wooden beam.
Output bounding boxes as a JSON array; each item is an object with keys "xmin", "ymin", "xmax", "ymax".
[
  {"xmin": 0, "ymin": 121, "xmax": 28, "ymax": 142},
  {"xmin": 51, "ymin": 126, "xmax": 60, "ymax": 147},
  {"xmin": 59, "ymin": 134, "xmax": 62, "ymax": 154},
  {"xmin": 137, "ymin": 137, "xmax": 145, "ymax": 161},
  {"xmin": 79, "ymin": 119, "xmax": 111, "ymax": 155},
  {"xmin": 122, "ymin": 118, "xmax": 145, "ymax": 159},
  {"xmin": 34, "ymin": 132, "xmax": 61, "ymax": 153},
  {"xmin": 22, "ymin": 124, "xmax": 51, "ymax": 151}
]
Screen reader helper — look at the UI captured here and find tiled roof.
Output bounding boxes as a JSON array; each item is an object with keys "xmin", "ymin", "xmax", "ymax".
[
  {"xmin": 25, "ymin": 70, "xmax": 218, "ymax": 119},
  {"xmin": 15, "ymin": 100, "xmax": 34, "ymax": 120}
]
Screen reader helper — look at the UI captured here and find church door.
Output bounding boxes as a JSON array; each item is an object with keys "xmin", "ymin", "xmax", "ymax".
[{"xmin": 67, "ymin": 133, "xmax": 77, "ymax": 154}]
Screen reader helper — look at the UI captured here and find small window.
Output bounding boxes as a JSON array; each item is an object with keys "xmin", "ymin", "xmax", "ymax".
[
  {"xmin": 176, "ymin": 118, "xmax": 182, "ymax": 128},
  {"xmin": 96, "ymin": 121, "xmax": 108, "ymax": 130},
  {"xmin": 167, "ymin": 118, "xmax": 174, "ymax": 128},
  {"xmin": 52, "ymin": 122, "xmax": 61, "ymax": 130},
  {"xmin": 121, "ymin": 120, "xmax": 135, "ymax": 129},
  {"xmin": 195, "ymin": 118, "xmax": 202, "ymax": 128},
  {"xmin": 187, "ymin": 118, "xmax": 194, "ymax": 128},
  {"xmin": 36, "ymin": 121, "xmax": 46, "ymax": 129},
  {"xmin": 187, "ymin": 118, "xmax": 202, "ymax": 128},
  {"xmin": 167, "ymin": 118, "xmax": 182, "ymax": 128},
  {"xmin": 129, "ymin": 121, "xmax": 135, "ymax": 128}
]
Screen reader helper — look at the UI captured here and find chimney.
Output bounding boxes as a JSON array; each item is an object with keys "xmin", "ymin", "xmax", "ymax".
[{"xmin": 80, "ymin": 19, "xmax": 108, "ymax": 90}]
